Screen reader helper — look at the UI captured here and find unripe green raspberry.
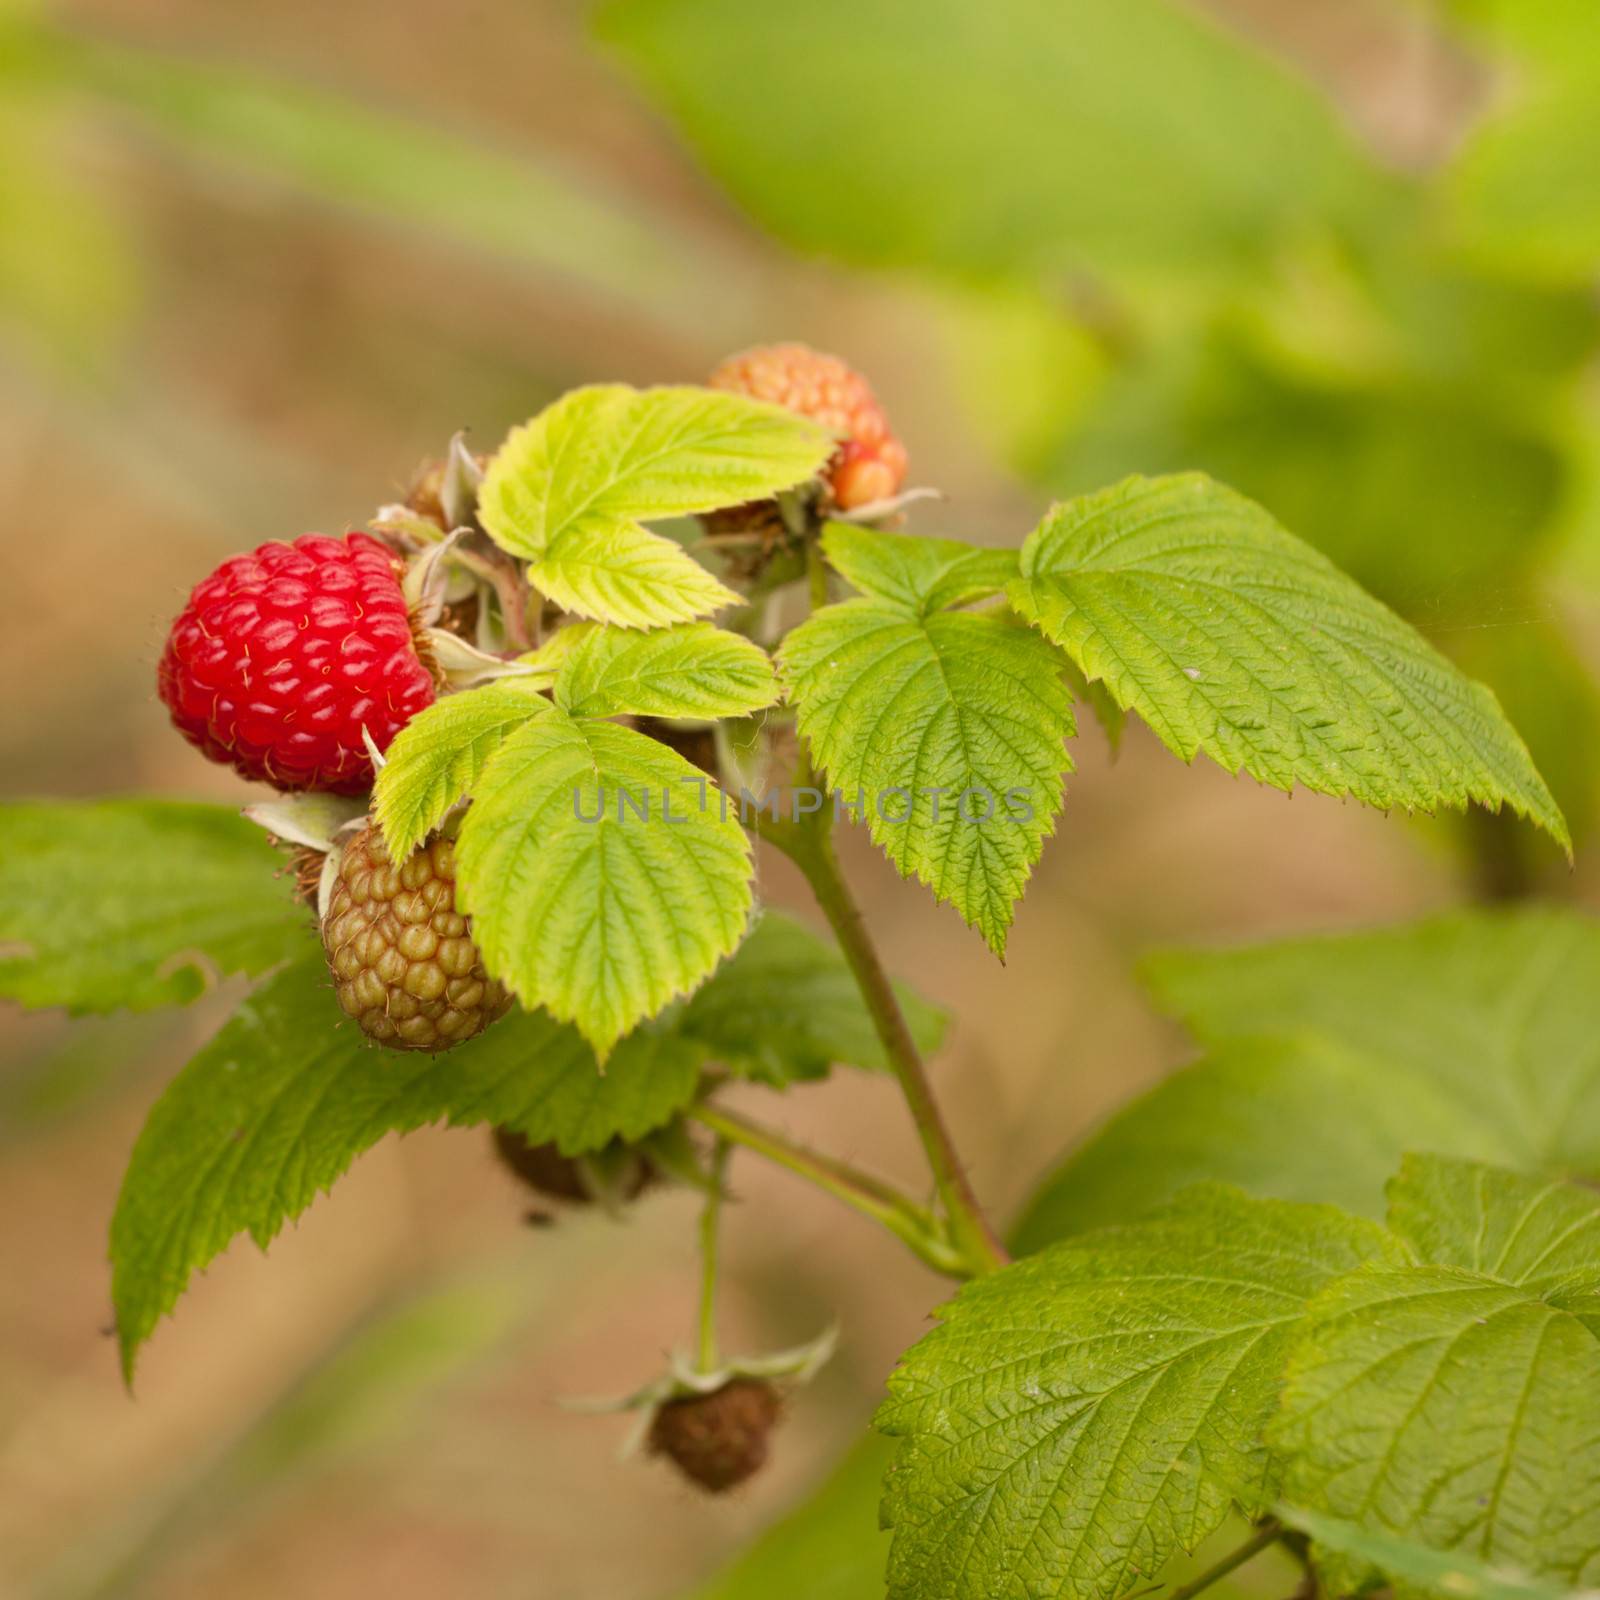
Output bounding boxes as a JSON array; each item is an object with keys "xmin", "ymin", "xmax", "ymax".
[{"xmin": 323, "ymin": 822, "xmax": 510, "ymax": 1051}]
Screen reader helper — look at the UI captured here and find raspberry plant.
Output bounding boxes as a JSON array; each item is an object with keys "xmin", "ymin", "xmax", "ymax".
[{"xmin": 2, "ymin": 346, "xmax": 1597, "ymax": 1600}]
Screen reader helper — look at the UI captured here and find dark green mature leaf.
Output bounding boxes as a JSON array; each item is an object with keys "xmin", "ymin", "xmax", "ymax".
[
  {"xmin": 1277, "ymin": 1505, "xmax": 1599, "ymax": 1600},
  {"xmin": 1009, "ymin": 474, "xmax": 1567, "ymax": 849},
  {"xmin": 1273, "ymin": 1237, "xmax": 1600, "ymax": 1589},
  {"xmin": 0, "ymin": 799, "xmax": 310, "ymax": 1012},
  {"xmin": 877, "ymin": 1187, "xmax": 1394, "ymax": 1600},
  {"xmin": 1016, "ymin": 909, "xmax": 1600, "ymax": 1249},
  {"xmin": 1387, "ymin": 1155, "xmax": 1600, "ymax": 1293},
  {"xmin": 597, "ymin": 0, "xmax": 1381, "ymax": 283},
  {"xmin": 110, "ymin": 956, "xmax": 704, "ymax": 1380},
  {"xmin": 783, "ymin": 528, "xmax": 1074, "ymax": 955},
  {"xmin": 678, "ymin": 911, "xmax": 946, "ymax": 1084}
]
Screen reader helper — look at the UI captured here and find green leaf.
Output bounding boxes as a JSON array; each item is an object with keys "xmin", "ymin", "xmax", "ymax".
[
  {"xmin": 1015, "ymin": 908, "xmax": 1600, "ymax": 1249},
  {"xmin": 476, "ymin": 384, "xmax": 832, "ymax": 628},
  {"xmin": 1387, "ymin": 1154, "xmax": 1600, "ymax": 1294},
  {"xmin": 373, "ymin": 677, "xmax": 555, "ymax": 861},
  {"xmin": 110, "ymin": 955, "xmax": 704, "ymax": 1381},
  {"xmin": 1272, "ymin": 1254, "xmax": 1600, "ymax": 1590},
  {"xmin": 555, "ymin": 620, "xmax": 780, "ymax": 719},
  {"xmin": 877, "ymin": 1186, "xmax": 1393, "ymax": 1600},
  {"xmin": 678, "ymin": 911, "xmax": 947, "ymax": 1084},
  {"xmin": 597, "ymin": 0, "xmax": 1382, "ymax": 284},
  {"xmin": 686, "ymin": 1435, "xmax": 895, "ymax": 1600},
  {"xmin": 1276, "ymin": 1505, "xmax": 1600, "ymax": 1600},
  {"xmin": 782, "ymin": 533, "xmax": 1075, "ymax": 954},
  {"xmin": 1009, "ymin": 474, "xmax": 1568, "ymax": 850},
  {"xmin": 0, "ymin": 799, "xmax": 310, "ymax": 1012},
  {"xmin": 455, "ymin": 706, "xmax": 753, "ymax": 1057},
  {"xmin": 823, "ymin": 522, "xmax": 1019, "ymax": 616}
]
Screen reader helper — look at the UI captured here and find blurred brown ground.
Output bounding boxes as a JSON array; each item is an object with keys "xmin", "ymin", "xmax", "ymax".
[{"xmin": 2, "ymin": 2, "xmax": 1597, "ymax": 1598}]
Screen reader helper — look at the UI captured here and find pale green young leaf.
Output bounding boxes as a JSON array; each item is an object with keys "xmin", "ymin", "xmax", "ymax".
[
  {"xmin": 781, "ymin": 603, "xmax": 1074, "ymax": 955},
  {"xmin": 456, "ymin": 707, "xmax": 752, "ymax": 1057},
  {"xmin": 877, "ymin": 1186, "xmax": 1393, "ymax": 1600},
  {"xmin": 1272, "ymin": 1261, "xmax": 1600, "ymax": 1592},
  {"xmin": 678, "ymin": 911, "xmax": 947, "ymax": 1084},
  {"xmin": 477, "ymin": 385, "xmax": 832, "ymax": 627},
  {"xmin": 373, "ymin": 677, "xmax": 555, "ymax": 861},
  {"xmin": 1277, "ymin": 1505, "xmax": 1600, "ymax": 1600},
  {"xmin": 555, "ymin": 621, "xmax": 779, "ymax": 719},
  {"xmin": 822, "ymin": 522, "xmax": 1019, "ymax": 615},
  {"xmin": 1016, "ymin": 909, "xmax": 1600, "ymax": 1249},
  {"xmin": 0, "ymin": 800, "xmax": 310, "ymax": 1012},
  {"xmin": 1387, "ymin": 1155, "xmax": 1600, "ymax": 1292},
  {"xmin": 110, "ymin": 955, "xmax": 704, "ymax": 1381},
  {"xmin": 1009, "ymin": 474, "xmax": 1568, "ymax": 850}
]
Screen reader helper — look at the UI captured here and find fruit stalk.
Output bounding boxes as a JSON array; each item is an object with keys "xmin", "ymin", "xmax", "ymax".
[
  {"xmin": 688, "ymin": 1102, "xmax": 969, "ymax": 1277},
  {"xmin": 696, "ymin": 1138, "xmax": 729, "ymax": 1374}
]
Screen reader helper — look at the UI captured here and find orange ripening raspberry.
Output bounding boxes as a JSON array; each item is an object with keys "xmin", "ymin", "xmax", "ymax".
[{"xmin": 708, "ymin": 343, "xmax": 908, "ymax": 511}]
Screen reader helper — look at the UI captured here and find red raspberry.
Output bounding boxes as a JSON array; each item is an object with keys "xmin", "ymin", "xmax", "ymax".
[
  {"xmin": 709, "ymin": 343, "xmax": 908, "ymax": 510},
  {"xmin": 158, "ymin": 533, "xmax": 437, "ymax": 795}
]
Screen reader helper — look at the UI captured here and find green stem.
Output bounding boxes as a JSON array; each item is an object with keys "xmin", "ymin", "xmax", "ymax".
[
  {"xmin": 689, "ymin": 1103, "xmax": 969, "ymax": 1277},
  {"xmin": 766, "ymin": 813, "xmax": 1008, "ymax": 1277},
  {"xmin": 805, "ymin": 530, "xmax": 830, "ymax": 612},
  {"xmin": 695, "ymin": 1137, "xmax": 730, "ymax": 1374},
  {"xmin": 1135, "ymin": 1521, "xmax": 1286, "ymax": 1600}
]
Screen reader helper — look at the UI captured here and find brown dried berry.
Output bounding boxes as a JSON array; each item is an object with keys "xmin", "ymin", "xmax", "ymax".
[
  {"xmin": 648, "ymin": 1379, "xmax": 782, "ymax": 1493},
  {"xmin": 323, "ymin": 822, "xmax": 511, "ymax": 1051},
  {"xmin": 492, "ymin": 1128, "xmax": 655, "ymax": 1208}
]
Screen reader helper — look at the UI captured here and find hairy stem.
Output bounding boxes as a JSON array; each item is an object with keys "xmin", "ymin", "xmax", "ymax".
[
  {"xmin": 768, "ymin": 813, "xmax": 1008, "ymax": 1276},
  {"xmin": 695, "ymin": 1137, "xmax": 730, "ymax": 1373},
  {"xmin": 689, "ymin": 1102, "xmax": 969, "ymax": 1277}
]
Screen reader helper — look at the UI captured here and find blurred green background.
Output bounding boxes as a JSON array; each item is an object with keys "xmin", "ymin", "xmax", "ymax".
[{"xmin": 2, "ymin": 0, "xmax": 1597, "ymax": 1595}]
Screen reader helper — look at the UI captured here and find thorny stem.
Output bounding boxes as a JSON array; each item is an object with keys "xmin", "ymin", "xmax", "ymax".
[
  {"xmin": 688, "ymin": 1102, "xmax": 970, "ymax": 1277},
  {"xmin": 1127, "ymin": 1521, "xmax": 1287, "ymax": 1600},
  {"xmin": 750, "ymin": 499, "xmax": 1010, "ymax": 1279},
  {"xmin": 760, "ymin": 808, "xmax": 1009, "ymax": 1277},
  {"xmin": 695, "ymin": 1137, "xmax": 730, "ymax": 1374}
]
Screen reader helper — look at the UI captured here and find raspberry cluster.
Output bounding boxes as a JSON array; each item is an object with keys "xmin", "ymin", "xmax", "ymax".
[
  {"xmin": 323, "ymin": 822, "xmax": 510, "ymax": 1051},
  {"xmin": 709, "ymin": 342, "xmax": 908, "ymax": 510},
  {"xmin": 158, "ymin": 533, "xmax": 436, "ymax": 795}
]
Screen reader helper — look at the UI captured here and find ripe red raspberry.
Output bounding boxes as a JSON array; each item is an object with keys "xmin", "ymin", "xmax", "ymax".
[
  {"xmin": 158, "ymin": 533, "xmax": 436, "ymax": 795},
  {"xmin": 709, "ymin": 343, "xmax": 908, "ymax": 510},
  {"xmin": 648, "ymin": 1379, "xmax": 783, "ymax": 1493},
  {"xmin": 323, "ymin": 823, "xmax": 511, "ymax": 1051}
]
